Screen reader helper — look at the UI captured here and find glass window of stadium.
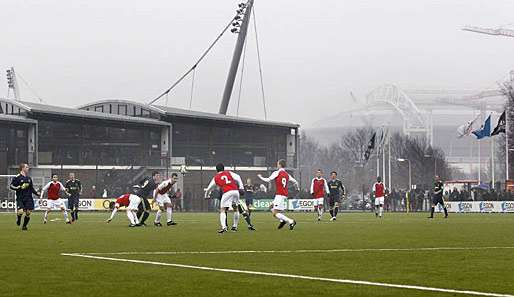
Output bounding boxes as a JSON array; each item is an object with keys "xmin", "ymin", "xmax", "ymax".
[
  {"xmin": 0, "ymin": 124, "xmax": 28, "ymax": 174},
  {"xmin": 37, "ymin": 120, "xmax": 161, "ymax": 166},
  {"xmin": 172, "ymin": 122, "xmax": 289, "ymax": 167}
]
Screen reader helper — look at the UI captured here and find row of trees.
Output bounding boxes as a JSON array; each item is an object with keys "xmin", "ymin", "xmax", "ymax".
[
  {"xmin": 495, "ymin": 84, "xmax": 514, "ymax": 181},
  {"xmin": 298, "ymin": 128, "xmax": 450, "ymax": 195}
]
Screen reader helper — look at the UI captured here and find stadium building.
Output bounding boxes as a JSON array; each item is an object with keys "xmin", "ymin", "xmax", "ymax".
[
  {"xmin": 0, "ymin": 97, "xmax": 299, "ymax": 211},
  {"xmin": 306, "ymin": 85, "xmax": 507, "ymax": 178}
]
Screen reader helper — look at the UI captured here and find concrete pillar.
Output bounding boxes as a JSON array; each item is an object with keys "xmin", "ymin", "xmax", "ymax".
[
  {"xmin": 28, "ymin": 122, "xmax": 37, "ymax": 166},
  {"xmin": 160, "ymin": 125, "xmax": 172, "ymax": 167},
  {"xmin": 287, "ymin": 128, "xmax": 296, "ymax": 168}
]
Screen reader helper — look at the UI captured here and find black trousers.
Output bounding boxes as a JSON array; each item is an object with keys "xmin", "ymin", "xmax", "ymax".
[
  {"xmin": 432, "ymin": 196, "xmax": 445, "ymax": 206},
  {"xmin": 137, "ymin": 197, "xmax": 151, "ymax": 219},
  {"xmin": 68, "ymin": 194, "xmax": 80, "ymax": 210}
]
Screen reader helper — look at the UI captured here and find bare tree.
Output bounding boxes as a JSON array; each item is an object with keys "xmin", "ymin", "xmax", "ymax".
[{"xmin": 300, "ymin": 129, "xmax": 450, "ymax": 194}]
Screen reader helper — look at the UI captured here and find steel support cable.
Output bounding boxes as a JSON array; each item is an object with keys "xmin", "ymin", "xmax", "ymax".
[
  {"xmin": 236, "ymin": 38, "xmax": 248, "ymax": 116},
  {"xmin": 252, "ymin": 8, "xmax": 268, "ymax": 120},
  {"xmin": 147, "ymin": 14, "xmax": 239, "ymax": 106}
]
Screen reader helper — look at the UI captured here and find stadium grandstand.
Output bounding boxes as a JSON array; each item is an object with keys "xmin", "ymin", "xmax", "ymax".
[{"xmin": 0, "ymin": 97, "xmax": 298, "ymax": 211}]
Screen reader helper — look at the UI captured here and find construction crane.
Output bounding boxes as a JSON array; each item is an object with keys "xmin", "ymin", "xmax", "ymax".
[
  {"xmin": 434, "ymin": 72, "xmax": 513, "ymax": 110},
  {"xmin": 435, "ymin": 89, "xmax": 504, "ymax": 110},
  {"xmin": 462, "ymin": 25, "xmax": 514, "ymax": 38}
]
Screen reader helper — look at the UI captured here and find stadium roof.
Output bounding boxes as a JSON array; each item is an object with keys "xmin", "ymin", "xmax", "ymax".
[
  {"xmin": 0, "ymin": 114, "xmax": 38, "ymax": 124},
  {"xmin": 154, "ymin": 104, "xmax": 299, "ymax": 128},
  {"xmin": 80, "ymin": 98, "xmax": 299, "ymax": 128},
  {"xmin": 2, "ymin": 98, "xmax": 298, "ymax": 128},
  {"xmin": 78, "ymin": 99, "xmax": 167, "ymax": 115},
  {"xmin": 19, "ymin": 100, "xmax": 170, "ymax": 126}
]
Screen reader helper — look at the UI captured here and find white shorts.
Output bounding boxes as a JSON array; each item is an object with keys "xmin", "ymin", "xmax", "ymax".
[
  {"xmin": 272, "ymin": 195, "xmax": 288, "ymax": 211},
  {"xmin": 128, "ymin": 194, "xmax": 141, "ymax": 210},
  {"xmin": 47, "ymin": 198, "xmax": 65, "ymax": 209},
  {"xmin": 220, "ymin": 190, "xmax": 240, "ymax": 209},
  {"xmin": 375, "ymin": 196, "xmax": 384, "ymax": 206},
  {"xmin": 155, "ymin": 194, "xmax": 171, "ymax": 207},
  {"xmin": 313, "ymin": 197, "xmax": 324, "ymax": 207}
]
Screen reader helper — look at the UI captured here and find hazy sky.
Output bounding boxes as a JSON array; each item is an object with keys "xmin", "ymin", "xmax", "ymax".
[{"xmin": 2, "ymin": 0, "xmax": 514, "ymax": 127}]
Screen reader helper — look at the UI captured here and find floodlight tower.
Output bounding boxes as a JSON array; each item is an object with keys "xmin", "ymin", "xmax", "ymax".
[
  {"xmin": 6, "ymin": 67, "xmax": 20, "ymax": 100},
  {"xmin": 219, "ymin": 0, "xmax": 254, "ymax": 115}
]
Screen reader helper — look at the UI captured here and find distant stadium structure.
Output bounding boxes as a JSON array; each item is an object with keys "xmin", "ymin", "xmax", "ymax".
[{"xmin": 308, "ymin": 84, "xmax": 507, "ymax": 175}]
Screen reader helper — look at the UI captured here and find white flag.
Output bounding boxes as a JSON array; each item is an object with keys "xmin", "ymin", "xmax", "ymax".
[
  {"xmin": 377, "ymin": 127, "xmax": 389, "ymax": 152},
  {"xmin": 457, "ymin": 114, "xmax": 480, "ymax": 138}
]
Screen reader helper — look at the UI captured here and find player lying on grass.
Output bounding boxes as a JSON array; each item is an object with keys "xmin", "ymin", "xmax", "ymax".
[
  {"xmin": 258, "ymin": 159, "xmax": 298, "ymax": 230},
  {"xmin": 153, "ymin": 173, "xmax": 179, "ymax": 227},
  {"xmin": 107, "ymin": 192, "xmax": 142, "ymax": 227},
  {"xmin": 40, "ymin": 174, "xmax": 71, "ymax": 224},
  {"xmin": 205, "ymin": 163, "xmax": 243, "ymax": 233},
  {"xmin": 10, "ymin": 163, "xmax": 40, "ymax": 231}
]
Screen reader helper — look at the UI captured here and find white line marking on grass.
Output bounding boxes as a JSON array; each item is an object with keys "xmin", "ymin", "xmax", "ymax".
[
  {"xmin": 75, "ymin": 246, "xmax": 514, "ymax": 256},
  {"xmin": 61, "ymin": 253, "xmax": 514, "ymax": 297}
]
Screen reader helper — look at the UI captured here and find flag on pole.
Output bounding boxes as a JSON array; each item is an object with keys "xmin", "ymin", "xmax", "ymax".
[
  {"xmin": 472, "ymin": 114, "xmax": 491, "ymax": 139},
  {"xmin": 456, "ymin": 114, "xmax": 480, "ymax": 138},
  {"xmin": 377, "ymin": 127, "xmax": 389, "ymax": 153},
  {"xmin": 364, "ymin": 132, "xmax": 376, "ymax": 161},
  {"xmin": 491, "ymin": 111, "xmax": 506, "ymax": 136}
]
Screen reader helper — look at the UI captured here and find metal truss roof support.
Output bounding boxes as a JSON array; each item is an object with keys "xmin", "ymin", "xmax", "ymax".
[{"xmin": 366, "ymin": 84, "xmax": 432, "ymax": 145}]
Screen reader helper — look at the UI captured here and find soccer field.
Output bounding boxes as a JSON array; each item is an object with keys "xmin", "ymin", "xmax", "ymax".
[{"xmin": 1, "ymin": 212, "xmax": 514, "ymax": 297}]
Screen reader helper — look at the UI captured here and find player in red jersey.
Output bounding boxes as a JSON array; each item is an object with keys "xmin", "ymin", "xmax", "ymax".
[
  {"xmin": 310, "ymin": 169, "xmax": 330, "ymax": 221},
  {"xmin": 258, "ymin": 159, "xmax": 298, "ymax": 230},
  {"xmin": 106, "ymin": 192, "xmax": 142, "ymax": 227},
  {"xmin": 372, "ymin": 176, "xmax": 386, "ymax": 218},
  {"xmin": 153, "ymin": 173, "xmax": 179, "ymax": 226},
  {"xmin": 40, "ymin": 174, "xmax": 71, "ymax": 224},
  {"xmin": 205, "ymin": 163, "xmax": 244, "ymax": 233}
]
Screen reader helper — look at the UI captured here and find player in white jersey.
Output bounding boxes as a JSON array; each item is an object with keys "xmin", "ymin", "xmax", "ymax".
[
  {"xmin": 258, "ymin": 159, "xmax": 298, "ymax": 230},
  {"xmin": 153, "ymin": 173, "xmax": 179, "ymax": 226}
]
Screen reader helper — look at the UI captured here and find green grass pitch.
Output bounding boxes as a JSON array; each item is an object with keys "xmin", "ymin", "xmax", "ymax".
[{"xmin": 1, "ymin": 211, "xmax": 514, "ymax": 297}]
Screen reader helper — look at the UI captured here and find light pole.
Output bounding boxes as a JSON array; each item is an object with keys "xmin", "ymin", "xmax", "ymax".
[
  {"xmin": 397, "ymin": 158, "xmax": 411, "ymax": 213},
  {"xmin": 424, "ymin": 154, "xmax": 436, "ymax": 178},
  {"xmin": 353, "ymin": 160, "xmax": 366, "ymax": 212}
]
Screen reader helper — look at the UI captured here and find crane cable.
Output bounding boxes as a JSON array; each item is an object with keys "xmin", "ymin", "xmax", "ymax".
[
  {"xmin": 236, "ymin": 38, "xmax": 248, "ymax": 116},
  {"xmin": 189, "ymin": 66, "xmax": 196, "ymax": 110},
  {"xmin": 17, "ymin": 72, "xmax": 44, "ymax": 103},
  {"xmin": 147, "ymin": 14, "xmax": 239, "ymax": 106},
  {"xmin": 252, "ymin": 8, "xmax": 268, "ymax": 120}
]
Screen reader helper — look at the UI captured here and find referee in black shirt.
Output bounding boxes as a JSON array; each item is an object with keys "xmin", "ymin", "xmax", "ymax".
[
  {"xmin": 65, "ymin": 172, "xmax": 82, "ymax": 223},
  {"xmin": 428, "ymin": 175, "xmax": 448, "ymax": 219},
  {"xmin": 9, "ymin": 163, "xmax": 40, "ymax": 230},
  {"xmin": 327, "ymin": 171, "xmax": 345, "ymax": 221}
]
